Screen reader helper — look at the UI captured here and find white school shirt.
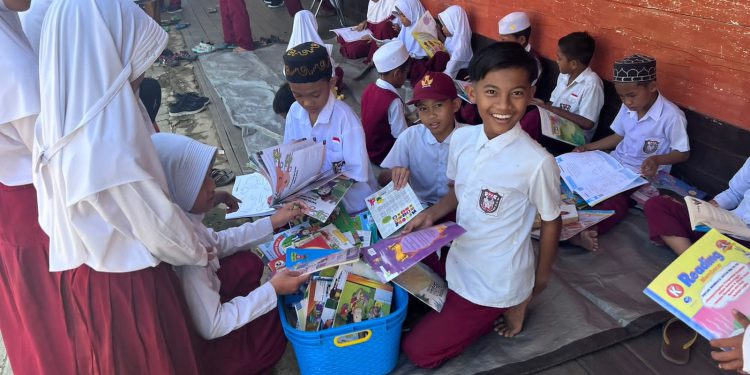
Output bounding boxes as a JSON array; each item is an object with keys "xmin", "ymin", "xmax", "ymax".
[
  {"xmin": 380, "ymin": 122, "xmax": 464, "ymax": 206},
  {"xmin": 446, "ymin": 124, "xmax": 561, "ymax": 308},
  {"xmin": 610, "ymin": 93, "xmax": 689, "ymax": 174},
  {"xmin": 713, "ymin": 157, "xmax": 750, "ymax": 226},
  {"xmin": 284, "ymin": 92, "xmax": 376, "ymax": 213},
  {"xmin": 549, "ymin": 67, "xmax": 605, "ymax": 142},
  {"xmin": 375, "ymin": 78, "xmax": 408, "ymax": 138},
  {"xmin": 0, "ymin": 115, "xmax": 35, "ymax": 185},
  {"xmin": 175, "ymin": 216, "xmax": 277, "ymax": 340}
]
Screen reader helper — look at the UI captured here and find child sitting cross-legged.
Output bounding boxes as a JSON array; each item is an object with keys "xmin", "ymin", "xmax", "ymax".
[
  {"xmin": 400, "ymin": 42, "xmax": 563, "ymax": 368},
  {"xmin": 151, "ymin": 133, "xmax": 310, "ymax": 375},
  {"xmin": 569, "ymin": 54, "xmax": 690, "ymax": 251}
]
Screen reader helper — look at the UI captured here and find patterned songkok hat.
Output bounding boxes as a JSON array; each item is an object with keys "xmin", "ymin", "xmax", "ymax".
[
  {"xmin": 613, "ymin": 54, "xmax": 656, "ymax": 83},
  {"xmin": 284, "ymin": 42, "xmax": 332, "ymax": 83}
]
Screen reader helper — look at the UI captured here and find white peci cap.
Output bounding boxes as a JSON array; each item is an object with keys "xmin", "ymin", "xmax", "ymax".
[
  {"xmin": 498, "ymin": 11, "xmax": 531, "ymax": 35},
  {"xmin": 373, "ymin": 40, "xmax": 410, "ymax": 73}
]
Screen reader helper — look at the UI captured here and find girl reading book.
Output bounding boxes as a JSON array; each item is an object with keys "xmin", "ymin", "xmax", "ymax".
[
  {"xmin": 391, "ymin": 0, "xmax": 449, "ymax": 85},
  {"xmin": 338, "ymin": 0, "xmax": 398, "ymax": 61}
]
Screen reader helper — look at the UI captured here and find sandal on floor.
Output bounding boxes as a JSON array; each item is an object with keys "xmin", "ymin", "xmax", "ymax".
[
  {"xmin": 211, "ymin": 168, "xmax": 235, "ymax": 187},
  {"xmin": 661, "ymin": 318, "xmax": 698, "ymax": 365}
]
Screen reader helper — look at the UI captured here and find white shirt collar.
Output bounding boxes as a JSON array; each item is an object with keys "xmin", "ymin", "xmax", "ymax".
[
  {"xmin": 423, "ymin": 121, "xmax": 462, "ymax": 145},
  {"xmin": 524, "ymin": 43, "xmax": 531, "ymax": 52},
  {"xmin": 293, "ymin": 91, "xmax": 337, "ymax": 127},
  {"xmin": 475, "ymin": 122, "xmax": 522, "ymax": 151},
  {"xmin": 376, "ymin": 78, "xmax": 402, "ymax": 99}
]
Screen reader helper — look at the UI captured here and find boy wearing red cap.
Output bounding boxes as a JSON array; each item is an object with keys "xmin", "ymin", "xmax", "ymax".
[{"xmin": 378, "ymin": 71, "xmax": 463, "ymax": 209}]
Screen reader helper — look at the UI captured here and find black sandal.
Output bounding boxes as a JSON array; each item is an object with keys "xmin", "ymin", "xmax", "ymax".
[{"xmin": 211, "ymin": 168, "xmax": 235, "ymax": 187}]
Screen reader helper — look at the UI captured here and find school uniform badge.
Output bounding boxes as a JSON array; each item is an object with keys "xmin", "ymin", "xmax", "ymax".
[
  {"xmin": 479, "ymin": 189, "xmax": 502, "ymax": 214},
  {"xmin": 642, "ymin": 139, "xmax": 660, "ymax": 154}
]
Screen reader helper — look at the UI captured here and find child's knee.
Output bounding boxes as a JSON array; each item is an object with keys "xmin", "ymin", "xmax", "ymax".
[{"xmin": 402, "ymin": 331, "xmax": 441, "ymax": 369}]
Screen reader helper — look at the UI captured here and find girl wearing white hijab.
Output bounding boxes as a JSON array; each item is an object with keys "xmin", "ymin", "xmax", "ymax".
[
  {"xmin": 337, "ymin": 0, "xmax": 398, "ymax": 60},
  {"xmin": 392, "ymin": 0, "xmax": 449, "ymax": 86},
  {"xmin": 438, "ymin": 5, "xmax": 473, "ymax": 79},
  {"xmin": 0, "ymin": 1, "xmax": 77, "ymax": 374},
  {"xmin": 151, "ymin": 132, "xmax": 309, "ymax": 374},
  {"xmin": 34, "ymin": 0, "xmax": 212, "ymax": 373},
  {"xmin": 287, "ymin": 10, "xmax": 345, "ymax": 93}
]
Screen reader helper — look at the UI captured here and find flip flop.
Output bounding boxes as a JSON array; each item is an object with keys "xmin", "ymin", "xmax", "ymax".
[
  {"xmin": 211, "ymin": 168, "xmax": 235, "ymax": 187},
  {"xmin": 175, "ymin": 23, "xmax": 190, "ymax": 30},
  {"xmin": 660, "ymin": 318, "xmax": 698, "ymax": 365}
]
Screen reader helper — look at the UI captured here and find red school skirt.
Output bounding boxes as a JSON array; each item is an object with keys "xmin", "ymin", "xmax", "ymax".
[{"xmin": 0, "ymin": 183, "xmax": 77, "ymax": 375}]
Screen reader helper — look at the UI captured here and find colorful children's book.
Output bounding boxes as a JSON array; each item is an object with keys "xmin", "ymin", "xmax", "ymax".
[
  {"xmin": 561, "ymin": 178, "xmax": 588, "ymax": 209},
  {"xmin": 292, "ymin": 176, "xmax": 354, "ymax": 223},
  {"xmin": 333, "ymin": 274, "xmax": 393, "ymax": 327},
  {"xmin": 453, "ymin": 79, "xmax": 472, "ymax": 103},
  {"xmin": 393, "ymin": 262, "xmax": 447, "ymax": 312},
  {"xmin": 320, "ymin": 224, "xmax": 356, "ymax": 250},
  {"xmin": 534, "ymin": 204, "xmax": 578, "ymax": 229},
  {"xmin": 257, "ymin": 222, "xmax": 320, "ymax": 261},
  {"xmin": 289, "ymin": 247, "xmax": 361, "ymax": 275},
  {"xmin": 644, "ymin": 229, "xmax": 750, "ymax": 339},
  {"xmin": 285, "ymin": 248, "xmax": 340, "ymax": 270},
  {"xmin": 365, "ymin": 182, "xmax": 424, "ymax": 238},
  {"xmin": 410, "ymin": 11, "xmax": 446, "ymax": 58},
  {"xmin": 225, "ymin": 173, "xmax": 276, "ymax": 219},
  {"xmin": 362, "ymin": 222, "xmax": 466, "ymax": 283},
  {"xmin": 556, "ymin": 151, "xmax": 648, "ymax": 206},
  {"xmin": 531, "ymin": 210, "xmax": 615, "ymax": 241},
  {"xmin": 538, "ymin": 106, "xmax": 586, "ymax": 146},
  {"xmin": 685, "ymin": 197, "xmax": 750, "ymax": 240},
  {"xmin": 304, "ymin": 277, "xmax": 333, "ymax": 331},
  {"xmin": 631, "ymin": 171, "xmax": 707, "ymax": 209}
]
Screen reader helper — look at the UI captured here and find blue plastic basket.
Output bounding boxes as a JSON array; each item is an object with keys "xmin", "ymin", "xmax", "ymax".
[{"xmin": 279, "ymin": 285, "xmax": 408, "ymax": 375}]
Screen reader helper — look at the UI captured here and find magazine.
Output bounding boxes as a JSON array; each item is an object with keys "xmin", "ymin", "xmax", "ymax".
[
  {"xmin": 685, "ymin": 197, "xmax": 750, "ymax": 240},
  {"xmin": 393, "ymin": 262, "xmax": 447, "ymax": 312},
  {"xmin": 556, "ymin": 151, "xmax": 648, "ymax": 206},
  {"xmin": 538, "ymin": 106, "xmax": 586, "ymax": 146},
  {"xmin": 330, "ymin": 27, "xmax": 373, "ymax": 43},
  {"xmin": 333, "ymin": 273, "xmax": 393, "ymax": 327},
  {"xmin": 251, "ymin": 139, "xmax": 327, "ymax": 202},
  {"xmin": 365, "ymin": 182, "xmax": 424, "ymax": 238},
  {"xmin": 294, "ymin": 176, "xmax": 354, "ymax": 222},
  {"xmin": 285, "ymin": 248, "xmax": 340, "ymax": 270},
  {"xmin": 644, "ymin": 229, "xmax": 750, "ymax": 340},
  {"xmin": 631, "ymin": 171, "xmax": 707, "ymax": 209},
  {"xmin": 531, "ymin": 210, "xmax": 615, "ymax": 241},
  {"xmin": 410, "ymin": 11, "xmax": 446, "ymax": 58},
  {"xmin": 362, "ymin": 222, "xmax": 466, "ymax": 282},
  {"xmin": 288, "ymin": 247, "xmax": 361, "ymax": 275}
]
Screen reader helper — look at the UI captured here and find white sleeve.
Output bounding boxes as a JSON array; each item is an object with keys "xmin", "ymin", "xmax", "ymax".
[
  {"xmin": 341, "ymin": 113, "xmax": 371, "ymax": 183},
  {"xmin": 576, "ymin": 80, "xmax": 605, "ymax": 123},
  {"xmin": 446, "ymin": 132, "xmax": 460, "ymax": 181},
  {"xmin": 176, "ymin": 266, "xmax": 277, "ymax": 339},
  {"xmin": 94, "ymin": 181, "xmax": 208, "ymax": 266},
  {"xmin": 387, "ymin": 98, "xmax": 408, "ymax": 139},
  {"xmin": 210, "ymin": 217, "xmax": 275, "ymax": 259},
  {"xmin": 380, "ymin": 130, "xmax": 410, "ymax": 169},
  {"xmin": 714, "ymin": 158, "xmax": 750, "ymax": 210},
  {"xmin": 610, "ymin": 105, "xmax": 628, "ymax": 136},
  {"xmin": 443, "ymin": 58, "xmax": 460, "ymax": 79},
  {"xmin": 667, "ymin": 110, "xmax": 690, "ymax": 152},
  {"xmin": 529, "ymin": 156, "xmax": 562, "ymax": 221}
]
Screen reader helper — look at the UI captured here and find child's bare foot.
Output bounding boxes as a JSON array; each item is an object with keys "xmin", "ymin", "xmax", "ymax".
[
  {"xmin": 233, "ymin": 46, "xmax": 248, "ymax": 53},
  {"xmin": 493, "ymin": 296, "xmax": 531, "ymax": 338},
  {"xmin": 570, "ymin": 229, "xmax": 599, "ymax": 252}
]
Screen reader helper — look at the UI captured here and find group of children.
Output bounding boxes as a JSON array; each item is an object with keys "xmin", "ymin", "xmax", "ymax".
[{"xmin": 2, "ymin": 0, "xmax": 750, "ymax": 374}]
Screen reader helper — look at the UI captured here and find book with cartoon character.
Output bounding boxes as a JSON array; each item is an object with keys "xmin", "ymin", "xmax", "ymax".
[
  {"xmin": 257, "ymin": 222, "xmax": 321, "ymax": 261},
  {"xmin": 644, "ymin": 229, "xmax": 750, "ymax": 340},
  {"xmin": 410, "ymin": 11, "xmax": 446, "ymax": 58},
  {"xmin": 333, "ymin": 273, "xmax": 393, "ymax": 327},
  {"xmin": 293, "ymin": 176, "xmax": 354, "ymax": 222},
  {"xmin": 362, "ymin": 222, "xmax": 466, "ymax": 283},
  {"xmin": 365, "ymin": 182, "xmax": 424, "ymax": 238},
  {"xmin": 393, "ymin": 262, "xmax": 447, "ymax": 312},
  {"xmin": 630, "ymin": 171, "xmax": 707, "ymax": 209},
  {"xmin": 538, "ymin": 106, "xmax": 587, "ymax": 147}
]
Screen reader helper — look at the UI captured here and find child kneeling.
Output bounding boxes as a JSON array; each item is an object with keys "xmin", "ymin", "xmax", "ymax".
[{"xmin": 152, "ymin": 133, "xmax": 310, "ymax": 375}]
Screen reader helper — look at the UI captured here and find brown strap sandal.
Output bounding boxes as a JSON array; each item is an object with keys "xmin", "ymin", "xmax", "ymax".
[{"xmin": 661, "ymin": 318, "xmax": 698, "ymax": 365}]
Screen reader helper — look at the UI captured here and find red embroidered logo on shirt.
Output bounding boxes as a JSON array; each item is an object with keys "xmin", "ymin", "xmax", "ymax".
[
  {"xmin": 571, "ymin": 92, "xmax": 578, "ymax": 97},
  {"xmin": 479, "ymin": 189, "xmax": 502, "ymax": 214},
  {"xmin": 331, "ymin": 136, "xmax": 341, "ymax": 144}
]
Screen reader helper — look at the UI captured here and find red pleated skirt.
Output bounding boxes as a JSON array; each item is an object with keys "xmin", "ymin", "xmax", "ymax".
[{"xmin": 0, "ymin": 183, "xmax": 77, "ymax": 375}]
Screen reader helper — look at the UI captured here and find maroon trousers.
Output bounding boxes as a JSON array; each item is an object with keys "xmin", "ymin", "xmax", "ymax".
[
  {"xmin": 201, "ymin": 252, "xmax": 287, "ymax": 375},
  {"xmin": 644, "ymin": 195, "xmax": 705, "ymax": 244},
  {"xmin": 338, "ymin": 20, "xmax": 399, "ymax": 61},
  {"xmin": 0, "ymin": 183, "xmax": 76, "ymax": 375},
  {"xmin": 587, "ymin": 187, "xmax": 640, "ymax": 235},
  {"xmin": 408, "ymin": 51, "xmax": 450, "ymax": 87},
  {"xmin": 220, "ymin": 0, "xmax": 255, "ymax": 50}
]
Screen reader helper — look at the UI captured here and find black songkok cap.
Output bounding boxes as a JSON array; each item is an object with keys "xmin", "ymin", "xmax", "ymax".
[
  {"xmin": 613, "ymin": 54, "xmax": 656, "ymax": 83},
  {"xmin": 284, "ymin": 42, "xmax": 332, "ymax": 83}
]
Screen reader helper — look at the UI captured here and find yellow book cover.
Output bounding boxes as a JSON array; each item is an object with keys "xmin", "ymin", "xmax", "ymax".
[{"xmin": 644, "ymin": 229, "xmax": 750, "ymax": 339}]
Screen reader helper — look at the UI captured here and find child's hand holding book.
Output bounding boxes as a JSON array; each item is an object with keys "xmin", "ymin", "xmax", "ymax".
[
  {"xmin": 271, "ymin": 201, "xmax": 309, "ymax": 229},
  {"xmin": 710, "ymin": 309, "xmax": 750, "ymax": 371},
  {"xmin": 270, "ymin": 269, "xmax": 311, "ymax": 295}
]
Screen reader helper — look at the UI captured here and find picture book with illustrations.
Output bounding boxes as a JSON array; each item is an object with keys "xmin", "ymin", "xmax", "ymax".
[
  {"xmin": 365, "ymin": 182, "xmax": 424, "ymax": 238},
  {"xmin": 288, "ymin": 247, "xmax": 361, "ymax": 275},
  {"xmin": 556, "ymin": 151, "xmax": 648, "ymax": 206},
  {"xmin": 561, "ymin": 178, "xmax": 588, "ymax": 209},
  {"xmin": 531, "ymin": 210, "xmax": 615, "ymax": 241},
  {"xmin": 257, "ymin": 222, "xmax": 321, "ymax": 261},
  {"xmin": 333, "ymin": 273, "xmax": 393, "ymax": 327},
  {"xmin": 410, "ymin": 11, "xmax": 446, "ymax": 58},
  {"xmin": 294, "ymin": 176, "xmax": 354, "ymax": 222},
  {"xmin": 631, "ymin": 171, "xmax": 707, "ymax": 209},
  {"xmin": 285, "ymin": 248, "xmax": 340, "ymax": 270},
  {"xmin": 538, "ymin": 107, "xmax": 586, "ymax": 147},
  {"xmin": 393, "ymin": 262, "xmax": 447, "ymax": 312},
  {"xmin": 685, "ymin": 197, "xmax": 750, "ymax": 240},
  {"xmin": 303, "ymin": 277, "xmax": 333, "ymax": 331},
  {"xmin": 453, "ymin": 79, "xmax": 472, "ymax": 103},
  {"xmin": 644, "ymin": 229, "xmax": 750, "ymax": 340},
  {"xmin": 225, "ymin": 173, "xmax": 276, "ymax": 219},
  {"xmin": 362, "ymin": 222, "xmax": 466, "ymax": 283}
]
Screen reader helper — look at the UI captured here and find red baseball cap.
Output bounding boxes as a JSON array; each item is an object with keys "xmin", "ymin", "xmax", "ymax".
[{"xmin": 406, "ymin": 71, "xmax": 458, "ymax": 105}]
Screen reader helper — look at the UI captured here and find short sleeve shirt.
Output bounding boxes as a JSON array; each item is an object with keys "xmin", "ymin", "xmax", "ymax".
[
  {"xmin": 445, "ymin": 124, "xmax": 561, "ymax": 308},
  {"xmin": 549, "ymin": 67, "xmax": 605, "ymax": 142},
  {"xmin": 609, "ymin": 93, "xmax": 689, "ymax": 173}
]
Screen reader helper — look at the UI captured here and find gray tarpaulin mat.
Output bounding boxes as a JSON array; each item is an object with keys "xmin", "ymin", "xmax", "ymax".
[{"xmin": 391, "ymin": 210, "xmax": 674, "ymax": 374}]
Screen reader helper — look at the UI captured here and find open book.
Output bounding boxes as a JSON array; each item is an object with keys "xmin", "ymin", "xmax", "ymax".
[
  {"xmin": 330, "ymin": 27, "xmax": 373, "ymax": 43},
  {"xmin": 393, "ymin": 262, "xmax": 447, "ymax": 312},
  {"xmin": 251, "ymin": 140, "xmax": 327, "ymax": 202},
  {"xmin": 556, "ymin": 151, "xmax": 648, "ymax": 206},
  {"xmin": 630, "ymin": 171, "xmax": 707, "ymax": 209},
  {"xmin": 685, "ymin": 197, "xmax": 750, "ymax": 240},
  {"xmin": 644, "ymin": 229, "xmax": 750, "ymax": 340},
  {"xmin": 410, "ymin": 11, "xmax": 446, "ymax": 58},
  {"xmin": 453, "ymin": 79, "xmax": 472, "ymax": 103},
  {"xmin": 532, "ymin": 210, "xmax": 615, "ymax": 241},
  {"xmin": 365, "ymin": 182, "xmax": 424, "ymax": 238},
  {"xmin": 538, "ymin": 106, "xmax": 586, "ymax": 146}
]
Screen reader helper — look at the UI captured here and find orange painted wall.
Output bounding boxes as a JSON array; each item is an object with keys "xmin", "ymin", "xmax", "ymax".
[{"xmin": 423, "ymin": 0, "xmax": 750, "ymax": 130}]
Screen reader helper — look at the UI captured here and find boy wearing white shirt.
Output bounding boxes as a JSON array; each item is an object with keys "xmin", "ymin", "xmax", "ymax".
[
  {"xmin": 532, "ymin": 32, "xmax": 604, "ymax": 142},
  {"xmin": 401, "ymin": 42, "xmax": 562, "ymax": 368},
  {"xmin": 283, "ymin": 42, "xmax": 377, "ymax": 213}
]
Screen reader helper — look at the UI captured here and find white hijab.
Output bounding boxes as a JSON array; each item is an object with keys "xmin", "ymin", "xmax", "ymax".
[
  {"xmin": 0, "ymin": 1, "xmax": 39, "ymax": 126},
  {"xmin": 18, "ymin": 0, "xmax": 53, "ymax": 55},
  {"xmin": 367, "ymin": 0, "xmax": 395, "ymax": 23},
  {"xmin": 34, "ymin": 0, "xmax": 168, "ymax": 227},
  {"xmin": 439, "ymin": 6, "xmax": 472, "ymax": 64},
  {"xmin": 392, "ymin": 0, "xmax": 426, "ymax": 57},
  {"xmin": 287, "ymin": 10, "xmax": 338, "ymax": 71}
]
